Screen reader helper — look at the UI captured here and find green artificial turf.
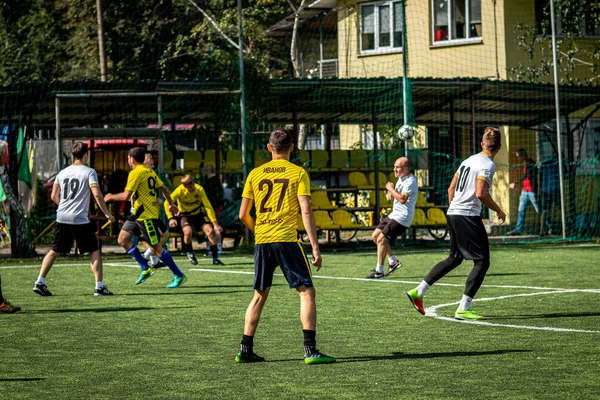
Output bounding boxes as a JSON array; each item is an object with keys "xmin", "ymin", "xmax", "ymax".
[{"xmin": 1, "ymin": 245, "xmax": 599, "ymax": 399}]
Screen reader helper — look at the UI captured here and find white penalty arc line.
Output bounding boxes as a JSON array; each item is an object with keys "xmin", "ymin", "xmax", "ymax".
[{"xmin": 426, "ymin": 290, "xmax": 600, "ymax": 334}]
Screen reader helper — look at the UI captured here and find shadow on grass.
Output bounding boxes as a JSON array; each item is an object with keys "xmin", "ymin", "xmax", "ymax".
[
  {"xmin": 334, "ymin": 349, "xmax": 532, "ymax": 363},
  {"xmin": 396, "ymin": 272, "xmax": 532, "ymax": 280},
  {"xmin": 497, "ymin": 312, "xmax": 600, "ymax": 319},
  {"xmin": 0, "ymin": 378, "xmax": 45, "ymax": 382},
  {"xmin": 25, "ymin": 306, "xmax": 196, "ymax": 314},
  {"xmin": 265, "ymin": 349, "xmax": 531, "ymax": 364}
]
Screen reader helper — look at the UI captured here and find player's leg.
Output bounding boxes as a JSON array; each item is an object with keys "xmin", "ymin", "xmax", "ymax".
[
  {"xmin": 76, "ymin": 223, "xmax": 112, "ymax": 295},
  {"xmin": 235, "ymin": 244, "xmax": 274, "ymax": 363},
  {"xmin": 120, "ymin": 221, "xmax": 155, "ymax": 284},
  {"xmin": 0, "ymin": 274, "xmax": 21, "ymax": 313},
  {"xmin": 34, "ymin": 223, "xmax": 70, "ymax": 296},
  {"xmin": 382, "ymin": 222, "xmax": 404, "ymax": 277},
  {"xmin": 367, "ymin": 224, "xmax": 386, "ymax": 278},
  {"xmin": 180, "ymin": 217, "xmax": 198, "ymax": 265},
  {"xmin": 147, "ymin": 220, "xmax": 186, "ymax": 288},
  {"xmin": 277, "ymin": 242, "xmax": 335, "ymax": 364},
  {"xmin": 202, "ymin": 222, "xmax": 224, "ymax": 265},
  {"xmin": 454, "ymin": 217, "xmax": 490, "ymax": 320}
]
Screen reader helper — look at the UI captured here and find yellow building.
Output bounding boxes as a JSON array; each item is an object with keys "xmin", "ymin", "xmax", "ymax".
[{"xmin": 305, "ymin": 0, "xmax": 600, "ymax": 229}]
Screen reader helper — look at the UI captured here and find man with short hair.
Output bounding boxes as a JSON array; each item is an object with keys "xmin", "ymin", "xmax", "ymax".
[
  {"xmin": 33, "ymin": 142, "xmax": 116, "ymax": 297},
  {"xmin": 105, "ymin": 147, "xmax": 187, "ymax": 288},
  {"xmin": 166, "ymin": 175, "xmax": 224, "ymax": 266},
  {"xmin": 235, "ymin": 128, "xmax": 335, "ymax": 365},
  {"xmin": 507, "ymin": 148, "xmax": 539, "ymax": 235},
  {"xmin": 406, "ymin": 127, "xmax": 506, "ymax": 321},
  {"xmin": 367, "ymin": 157, "xmax": 418, "ymax": 278}
]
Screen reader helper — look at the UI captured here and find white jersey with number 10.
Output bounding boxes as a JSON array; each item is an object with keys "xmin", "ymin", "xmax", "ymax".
[{"xmin": 447, "ymin": 153, "xmax": 496, "ymax": 217}]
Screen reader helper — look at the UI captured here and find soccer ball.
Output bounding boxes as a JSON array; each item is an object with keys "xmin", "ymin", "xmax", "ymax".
[{"xmin": 398, "ymin": 125, "xmax": 416, "ymax": 141}]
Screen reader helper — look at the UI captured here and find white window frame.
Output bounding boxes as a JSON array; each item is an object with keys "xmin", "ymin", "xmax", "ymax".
[
  {"xmin": 359, "ymin": 0, "xmax": 404, "ymax": 56},
  {"xmin": 431, "ymin": 0, "xmax": 483, "ymax": 47}
]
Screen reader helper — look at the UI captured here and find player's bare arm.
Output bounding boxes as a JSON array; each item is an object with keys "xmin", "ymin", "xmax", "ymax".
[
  {"xmin": 385, "ymin": 181, "xmax": 409, "ymax": 203},
  {"xmin": 51, "ymin": 184, "xmax": 61, "ymax": 205},
  {"xmin": 91, "ymin": 186, "xmax": 116, "ymax": 223},
  {"xmin": 104, "ymin": 190, "xmax": 133, "ymax": 203},
  {"xmin": 160, "ymin": 185, "xmax": 180, "ymax": 217},
  {"xmin": 447, "ymin": 173, "xmax": 459, "ymax": 204},
  {"xmin": 239, "ymin": 197, "xmax": 255, "ymax": 232},
  {"xmin": 476, "ymin": 179, "xmax": 506, "ymax": 223},
  {"xmin": 298, "ymin": 195, "xmax": 322, "ymax": 271}
]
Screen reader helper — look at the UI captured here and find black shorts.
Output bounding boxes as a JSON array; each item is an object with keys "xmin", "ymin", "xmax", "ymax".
[
  {"xmin": 541, "ymin": 190, "xmax": 561, "ymax": 211},
  {"xmin": 376, "ymin": 217, "xmax": 408, "ymax": 243},
  {"xmin": 181, "ymin": 213, "xmax": 210, "ymax": 233},
  {"xmin": 122, "ymin": 219, "xmax": 167, "ymax": 246},
  {"xmin": 253, "ymin": 242, "xmax": 314, "ymax": 290},
  {"xmin": 447, "ymin": 214, "xmax": 489, "ymax": 260},
  {"xmin": 52, "ymin": 222, "xmax": 99, "ymax": 254}
]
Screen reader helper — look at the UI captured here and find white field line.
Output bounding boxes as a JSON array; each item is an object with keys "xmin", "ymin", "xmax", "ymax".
[
  {"xmin": 425, "ymin": 290, "xmax": 600, "ymax": 333},
  {"xmin": 4, "ymin": 260, "xmax": 599, "ymax": 333}
]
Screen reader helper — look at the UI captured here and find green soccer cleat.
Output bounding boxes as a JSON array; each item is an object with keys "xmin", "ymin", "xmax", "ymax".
[
  {"xmin": 135, "ymin": 268, "xmax": 156, "ymax": 285},
  {"xmin": 235, "ymin": 351, "xmax": 265, "ymax": 363},
  {"xmin": 166, "ymin": 274, "xmax": 188, "ymax": 289},
  {"xmin": 304, "ymin": 351, "xmax": 336, "ymax": 365},
  {"xmin": 406, "ymin": 288, "xmax": 425, "ymax": 315},
  {"xmin": 455, "ymin": 308, "xmax": 486, "ymax": 320}
]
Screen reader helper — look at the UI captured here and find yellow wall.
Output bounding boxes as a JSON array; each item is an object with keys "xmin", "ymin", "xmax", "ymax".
[{"xmin": 337, "ymin": 0, "xmax": 507, "ymax": 79}]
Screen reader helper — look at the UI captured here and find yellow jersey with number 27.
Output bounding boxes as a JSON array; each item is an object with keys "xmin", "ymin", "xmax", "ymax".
[
  {"xmin": 125, "ymin": 164, "xmax": 164, "ymax": 221},
  {"xmin": 242, "ymin": 159, "xmax": 311, "ymax": 244}
]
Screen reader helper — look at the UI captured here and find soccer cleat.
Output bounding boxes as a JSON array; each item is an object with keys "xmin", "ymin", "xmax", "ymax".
[
  {"xmin": 135, "ymin": 268, "xmax": 156, "ymax": 285},
  {"xmin": 235, "ymin": 351, "xmax": 265, "ymax": 363},
  {"xmin": 304, "ymin": 351, "xmax": 336, "ymax": 365},
  {"xmin": 366, "ymin": 271, "xmax": 385, "ymax": 279},
  {"xmin": 212, "ymin": 259, "xmax": 225, "ymax": 266},
  {"xmin": 0, "ymin": 299, "xmax": 21, "ymax": 313},
  {"xmin": 406, "ymin": 288, "xmax": 425, "ymax": 315},
  {"xmin": 94, "ymin": 286, "xmax": 113, "ymax": 296},
  {"xmin": 455, "ymin": 308, "xmax": 486, "ymax": 320},
  {"xmin": 166, "ymin": 274, "xmax": 188, "ymax": 289},
  {"xmin": 153, "ymin": 261, "xmax": 166, "ymax": 269},
  {"xmin": 33, "ymin": 283, "xmax": 53, "ymax": 296},
  {"xmin": 385, "ymin": 261, "xmax": 402, "ymax": 277},
  {"xmin": 187, "ymin": 253, "xmax": 198, "ymax": 266}
]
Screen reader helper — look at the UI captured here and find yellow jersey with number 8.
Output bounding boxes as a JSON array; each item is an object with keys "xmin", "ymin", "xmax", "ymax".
[
  {"xmin": 125, "ymin": 165, "xmax": 164, "ymax": 221},
  {"xmin": 242, "ymin": 159, "xmax": 311, "ymax": 244}
]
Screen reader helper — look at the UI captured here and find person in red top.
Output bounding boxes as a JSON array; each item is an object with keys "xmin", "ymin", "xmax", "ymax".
[{"xmin": 508, "ymin": 149, "xmax": 539, "ymax": 235}]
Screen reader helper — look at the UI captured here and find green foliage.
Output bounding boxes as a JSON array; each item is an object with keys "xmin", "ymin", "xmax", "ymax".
[
  {"xmin": 0, "ymin": 0, "xmax": 294, "ymax": 83},
  {"xmin": 509, "ymin": 0, "xmax": 600, "ymax": 84}
]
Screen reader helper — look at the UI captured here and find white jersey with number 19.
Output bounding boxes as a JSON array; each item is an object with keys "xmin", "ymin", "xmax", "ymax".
[
  {"xmin": 447, "ymin": 153, "xmax": 496, "ymax": 217},
  {"xmin": 54, "ymin": 165, "xmax": 99, "ymax": 225}
]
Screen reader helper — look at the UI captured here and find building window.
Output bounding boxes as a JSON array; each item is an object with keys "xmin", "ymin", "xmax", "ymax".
[
  {"xmin": 360, "ymin": 1, "xmax": 404, "ymax": 53},
  {"xmin": 535, "ymin": 0, "xmax": 600, "ymax": 37},
  {"xmin": 432, "ymin": 0, "xmax": 481, "ymax": 43}
]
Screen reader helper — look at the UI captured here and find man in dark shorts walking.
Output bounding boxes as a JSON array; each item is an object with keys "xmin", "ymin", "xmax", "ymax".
[
  {"xmin": 105, "ymin": 147, "xmax": 186, "ymax": 288},
  {"xmin": 406, "ymin": 127, "xmax": 506, "ymax": 320},
  {"xmin": 33, "ymin": 142, "xmax": 116, "ymax": 297},
  {"xmin": 367, "ymin": 157, "xmax": 418, "ymax": 278},
  {"xmin": 235, "ymin": 128, "xmax": 335, "ymax": 365}
]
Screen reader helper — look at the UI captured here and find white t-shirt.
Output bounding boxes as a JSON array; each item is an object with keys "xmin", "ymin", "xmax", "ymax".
[
  {"xmin": 388, "ymin": 174, "xmax": 419, "ymax": 227},
  {"xmin": 447, "ymin": 153, "xmax": 496, "ymax": 217},
  {"xmin": 54, "ymin": 165, "xmax": 99, "ymax": 225}
]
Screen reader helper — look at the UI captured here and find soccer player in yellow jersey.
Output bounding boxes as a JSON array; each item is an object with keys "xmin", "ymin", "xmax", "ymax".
[
  {"xmin": 165, "ymin": 175, "xmax": 224, "ymax": 266},
  {"xmin": 235, "ymin": 128, "xmax": 335, "ymax": 365},
  {"xmin": 105, "ymin": 147, "xmax": 187, "ymax": 288}
]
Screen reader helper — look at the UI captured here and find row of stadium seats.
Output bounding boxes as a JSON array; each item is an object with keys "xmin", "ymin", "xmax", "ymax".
[
  {"xmin": 296, "ymin": 208, "xmax": 447, "ymax": 232},
  {"xmin": 255, "ymin": 149, "xmax": 403, "ymax": 171},
  {"xmin": 173, "ymin": 150, "xmax": 243, "ymax": 174},
  {"xmin": 311, "ymin": 190, "xmax": 436, "ymax": 210}
]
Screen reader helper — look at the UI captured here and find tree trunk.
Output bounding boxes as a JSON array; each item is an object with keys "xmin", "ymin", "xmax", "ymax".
[
  {"xmin": 0, "ymin": 166, "xmax": 36, "ymax": 257},
  {"xmin": 297, "ymin": 124, "xmax": 307, "ymax": 150}
]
